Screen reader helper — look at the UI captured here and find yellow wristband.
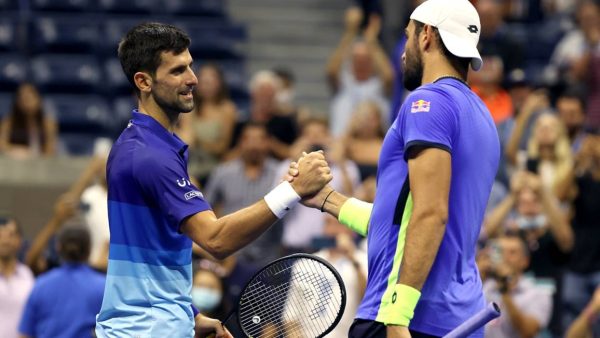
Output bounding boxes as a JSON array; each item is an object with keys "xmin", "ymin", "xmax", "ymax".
[
  {"xmin": 338, "ymin": 198, "xmax": 372, "ymax": 236},
  {"xmin": 379, "ymin": 284, "xmax": 421, "ymax": 326}
]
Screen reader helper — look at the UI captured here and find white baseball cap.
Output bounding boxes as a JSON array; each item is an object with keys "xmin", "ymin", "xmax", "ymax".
[{"xmin": 410, "ymin": 0, "xmax": 483, "ymax": 71}]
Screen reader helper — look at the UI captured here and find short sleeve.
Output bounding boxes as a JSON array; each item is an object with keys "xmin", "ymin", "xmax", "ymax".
[
  {"xmin": 18, "ymin": 287, "xmax": 38, "ymax": 336},
  {"xmin": 134, "ymin": 152, "xmax": 211, "ymax": 227},
  {"xmin": 399, "ymin": 89, "xmax": 457, "ymax": 160}
]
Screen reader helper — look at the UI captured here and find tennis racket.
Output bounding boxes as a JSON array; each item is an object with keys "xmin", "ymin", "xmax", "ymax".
[
  {"xmin": 220, "ymin": 253, "xmax": 347, "ymax": 338},
  {"xmin": 442, "ymin": 302, "xmax": 501, "ymax": 338}
]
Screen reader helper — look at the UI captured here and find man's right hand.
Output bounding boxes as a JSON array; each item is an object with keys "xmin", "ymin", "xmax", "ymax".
[{"xmin": 290, "ymin": 151, "xmax": 333, "ymax": 198}]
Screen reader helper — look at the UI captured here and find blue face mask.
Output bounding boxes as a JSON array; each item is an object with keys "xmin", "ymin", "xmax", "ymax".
[{"xmin": 191, "ymin": 287, "xmax": 222, "ymax": 313}]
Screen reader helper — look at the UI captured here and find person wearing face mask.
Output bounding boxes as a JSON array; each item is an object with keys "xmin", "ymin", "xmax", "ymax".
[{"xmin": 191, "ymin": 268, "xmax": 228, "ymax": 320}]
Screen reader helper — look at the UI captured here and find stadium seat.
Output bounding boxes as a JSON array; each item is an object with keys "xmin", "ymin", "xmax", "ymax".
[
  {"xmin": 110, "ymin": 96, "xmax": 136, "ymax": 136},
  {"xmin": 177, "ymin": 21, "xmax": 244, "ymax": 60},
  {"xmin": 161, "ymin": 0, "xmax": 225, "ymax": 17},
  {"xmin": 0, "ymin": 53, "xmax": 27, "ymax": 91},
  {"xmin": 104, "ymin": 58, "xmax": 132, "ymax": 96},
  {"xmin": 43, "ymin": 94, "xmax": 111, "ymax": 134},
  {"xmin": 0, "ymin": 16, "xmax": 18, "ymax": 52},
  {"xmin": 60, "ymin": 133, "xmax": 104, "ymax": 155},
  {"xmin": 101, "ymin": 17, "xmax": 175, "ymax": 56},
  {"xmin": 98, "ymin": 0, "xmax": 158, "ymax": 14},
  {"xmin": 0, "ymin": 0, "xmax": 18, "ymax": 10},
  {"xmin": 0, "ymin": 92, "xmax": 12, "ymax": 118},
  {"xmin": 30, "ymin": 54, "xmax": 101, "ymax": 93},
  {"xmin": 31, "ymin": 0, "xmax": 95, "ymax": 12},
  {"xmin": 30, "ymin": 16, "xmax": 101, "ymax": 54}
]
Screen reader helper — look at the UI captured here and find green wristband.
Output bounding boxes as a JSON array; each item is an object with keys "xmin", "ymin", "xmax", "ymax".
[
  {"xmin": 338, "ymin": 198, "xmax": 372, "ymax": 236},
  {"xmin": 378, "ymin": 284, "xmax": 421, "ymax": 326}
]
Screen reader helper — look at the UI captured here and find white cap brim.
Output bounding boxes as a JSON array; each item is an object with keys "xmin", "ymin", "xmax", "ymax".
[{"xmin": 438, "ymin": 28, "xmax": 483, "ymax": 71}]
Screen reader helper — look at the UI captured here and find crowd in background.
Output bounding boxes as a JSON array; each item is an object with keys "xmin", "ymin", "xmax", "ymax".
[{"xmin": 1, "ymin": 0, "xmax": 600, "ymax": 337}]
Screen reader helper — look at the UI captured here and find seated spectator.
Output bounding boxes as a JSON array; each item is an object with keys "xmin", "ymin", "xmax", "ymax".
[
  {"xmin": 471, "ymin": 56, "xmax": 514, "ymax": 124},
  {"xmin": 192, "ymin": 267, "xmax": 230, "ymax": 321},
  {"xmin": 554, "ymin": 135, "xmax": 600, "ymax": 333},
  {"xmin": 177, "ymin": 64, "xmax": 238, "ymax": 184},
  {"xmin": 482, "ymin": 234, "xmax": 553, "ymax": 338},
  {"xmin": 339, "ymin": 101, "xmax": 384, "ymax": 181},
  {"xmin": 18, "ymin": 225, "xmax": 105, "ymax": 338},
  {"xmin": 566, "ymin": 286, "xmax": 600, "ymax": 338},
  {"xmin": 327, "ymin": 7, "xmax": 392, "ymax": 137},
  {"xmin": 0, "ymin": 217, "xmax": 34, "ymax": 338},
  {"xmin": 278, "ymin": 118, "xmax": 360, "ymax": 254},
  {"xmin": 0, "ymin": 83, "xmax": 57, "ymax": 159},
  {"xmin": 556, "ymin": 91, "xmax": 589, "ymax": 154}
]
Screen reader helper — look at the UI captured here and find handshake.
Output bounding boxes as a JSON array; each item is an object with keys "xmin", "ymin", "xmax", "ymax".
[{"xmin": 285, "ymin": 150, "xmax": 336, "ymax": 210}]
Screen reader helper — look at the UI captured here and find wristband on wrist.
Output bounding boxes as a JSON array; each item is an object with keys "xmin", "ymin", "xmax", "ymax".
[
  {"xmin": 378, "ymin": 284, "xmax": 421, "ymax": 326},
  {"xmin": 264, "ymin": 181, "xmax": 301, "ymax": 218},
  {"xmin": 338, "ymin": 198, "xmax": 372, "ymax": 236}
]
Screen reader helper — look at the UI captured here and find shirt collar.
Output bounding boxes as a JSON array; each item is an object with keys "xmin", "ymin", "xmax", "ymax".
[{"xmin": 131, "ymin": 110, "xmax": 188, "ymax": 156}]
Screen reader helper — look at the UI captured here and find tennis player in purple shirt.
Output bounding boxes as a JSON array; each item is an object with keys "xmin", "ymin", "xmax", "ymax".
[{"xmin": 289, "ymin": 0, "xmax": 500, "ymax": 337}]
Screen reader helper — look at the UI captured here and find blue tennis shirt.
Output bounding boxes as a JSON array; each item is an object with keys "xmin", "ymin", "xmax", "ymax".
[
  {"xmin": 96, "ymin": 111, "xmax": 211, "ymax": 337},
  {"xmin": 358, "ymin": 78, "xmax": 500, "ymax": 337}
]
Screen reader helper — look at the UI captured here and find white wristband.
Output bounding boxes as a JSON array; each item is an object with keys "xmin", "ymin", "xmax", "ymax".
[{"xmin": 264, "ymin": 181, "xmax": 301, "ymax": 219}]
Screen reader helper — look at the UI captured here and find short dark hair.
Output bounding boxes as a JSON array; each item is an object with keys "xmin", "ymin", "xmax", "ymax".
[
  {"xmin": 57, "ymin": 225, "xmax": 91, "ymax": 263},
  {"xmin": 0, "ymin": 216, "xmax": 22, "ymax": 237},
  {"xmin": 413, "ymin": 21, "xmax": 470, "ymax": 78},
  {"xmin": 118, "ymin": 22, "xmax": 191, "ymax": 96},
  {"xmin": 558, "ymin": 90, "xmax": 587, "ymax": 112}
]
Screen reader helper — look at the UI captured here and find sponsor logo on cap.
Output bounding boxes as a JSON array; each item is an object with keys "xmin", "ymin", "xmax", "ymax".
[
  {"xmin": 468, "ymin": 25, "xmax": 478, "ymax": 33},
  {"xmin": 411, "ymin": 99, "xmax": 431, "ymax": 113}
]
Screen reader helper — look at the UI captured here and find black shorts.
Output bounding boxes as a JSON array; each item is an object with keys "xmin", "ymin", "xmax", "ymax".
[{"xmin": 348, "ymin": 319, "xmax": 440, "ymax": 338}]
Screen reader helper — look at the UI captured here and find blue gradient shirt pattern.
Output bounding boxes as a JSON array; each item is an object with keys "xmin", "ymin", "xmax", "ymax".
[{"xmin": 96, "ymin": 112, "xmax": 210, "ymax": 338}]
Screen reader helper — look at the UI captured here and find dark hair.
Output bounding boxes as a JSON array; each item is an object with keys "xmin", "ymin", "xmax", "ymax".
[
  {"xmin": 118, "ymin": 22, "xmax": 191, "ymax": 97},
  {"xmin": 194, "ymin": 63, "xmax": 230, "ymax": 107},
  {"xmin": 8, "ymin": 83, "xmax": 47, "ymax": 150},
  {"xmin": 57, "ymin": 225, "xmax": 91, "ymax": 263},
  {"xmin": 558, "ymin": 90, "xmax": 587, "ymax": 112},
  {"xmin": 413, "ymin": 21, "xmax": 470, "ymax": 79},
  {"xmin": 0, "ymin": 216, "xmax": 22, "ymax": 237},
  {"xmin": 503, "ymin": 231, "xmax": 530, "ymax": 257}
]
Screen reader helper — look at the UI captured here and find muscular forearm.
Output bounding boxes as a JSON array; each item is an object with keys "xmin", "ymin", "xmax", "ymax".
[
  {"xmin": 566, "ymin": 304, "xmax": 599, "ymax": 338},
  {"xmin": 25, "ymin": 216, "xmax": 61, "ymax": 272},
  {"xmin": 502, "ymin": 294, "xmax": 541, "ymax": 338}
]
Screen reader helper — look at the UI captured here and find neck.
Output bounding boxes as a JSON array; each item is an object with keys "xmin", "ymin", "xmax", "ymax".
[
  {"xmin": 421, "ymin": 54, "xmax": 466, "ymax": 86},
  {"xmin": 0, "ymin": 257, "xmax": 17, "ymax": 277},
  {"xmin": 138, "ymin": 96, "xmax": 179, "ymax": 132}
]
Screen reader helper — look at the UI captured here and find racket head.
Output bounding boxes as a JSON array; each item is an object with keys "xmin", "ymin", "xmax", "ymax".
[{"xmin": 235, "ymin": 253, "xmax": 347, "ymax": 338}]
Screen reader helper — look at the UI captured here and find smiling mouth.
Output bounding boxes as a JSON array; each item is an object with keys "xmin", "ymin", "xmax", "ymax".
[{"xmin": 180, "ymin": 91, "xmax": 193, "ymax": 100}]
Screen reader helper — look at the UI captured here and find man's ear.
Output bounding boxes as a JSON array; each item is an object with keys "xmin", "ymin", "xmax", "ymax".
[
  {"xmin": 133, "ymin": 72, "xmax": 152, "ymax": 94},
  {"xmin": 421, "ymin": 24, "xmax": 435, "ymax": 51}
]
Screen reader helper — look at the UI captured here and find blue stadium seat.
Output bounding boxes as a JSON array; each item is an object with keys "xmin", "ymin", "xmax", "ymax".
[
  {"xmin": 110, "ymin": 95, "xmax": 136, "ymax": 136},
  {"xmin": 0, "ymin": 53, "xmax": 27, "ymax": 91},
  {"xmin": 60, "ymin": 133, "xmax": 103, "ymax": 155},
  {"xmin": 162, "ymin": 0, "xmax": 225, "ymax": 17},
  {"xmin": 99, "ymin": 0, "xmax": 158, "ymax": 14},
  {"xmin": 0, "ymin": 16, "xmax": 18, "ymax": 52},
  {"xmin": 101, "ymin": 17, "xmax": 175, "ymax": 56},
  {"xmin": 30, "ymin": 16, "xmax": 101, "ymax": 54},
  {"xmin": 0, "ymin": 92, "xmax": 12, "ymax": 118},
  {"xmin": 0, "ymin": 0, "xmax": 18, "ymax": 10},
  {"xmin": 525, "ymin": 20, "xmax": 564, "ymax": 62},
  {"xmin": 31, "ymin": 0, "xmax": 95, "ymax": 12},
  {"xmin": 43, "ymin": 94, "xmax": 111, "ymax": 134},
  {"xmin": 177, "ymin": 21, "xmax": 244, "ymax": 60},
  {"xmin": 210, "ymin": 60, "xmax": 247, "ymax": 100},
  {"xmin": 104, "ymin": 58, "xmax": 132, "ymax": 96},
  {"xmin": 30, "ymin": 54, "xmax": 101, "ymax": 93}
]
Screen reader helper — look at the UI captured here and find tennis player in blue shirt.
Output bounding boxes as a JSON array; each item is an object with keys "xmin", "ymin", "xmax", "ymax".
[
  {"xmin": 94, "ymin": 23, "xmax": 332, "ymax": 338},
  {"xmin": 290, "ymin": 0, "xmax": 500, "ymax": 337}
]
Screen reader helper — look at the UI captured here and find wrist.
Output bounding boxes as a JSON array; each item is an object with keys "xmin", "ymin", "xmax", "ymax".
[
  {"xmin": 264, "ymin": 181, "xmax": 301, "ymax": 219},
  {"xmin": 378, "ymin": 284, "xmax": 421, "ymax": 327}
]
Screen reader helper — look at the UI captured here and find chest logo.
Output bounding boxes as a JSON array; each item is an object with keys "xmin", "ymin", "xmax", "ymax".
[{"xmin": 411, "ymin": 99, "xmax": 431, "ymax": 113}]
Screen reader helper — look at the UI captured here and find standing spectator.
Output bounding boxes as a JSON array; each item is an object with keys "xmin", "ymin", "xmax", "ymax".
[
  {"xmin": 470, "ymin": 56, "xmax": 514, "ymax": 124},
  {"xmin": 0, "ymin": 217, "xmax": 34, "ymax": 338},
  {"xmin": 0, "ymin": 83, "xmax": 57, "ymax": 159},
  {"xmin": 555, "ymin": 135, "xmax": 600, "ymax": 333},
  {"xmin": 177, "ymin": 64, "xmax": 238, "ymax": 184},
  {"xmin": 566, "ymin": 286, "xmax": 600, "ymax": 338},
  {"xmin": 482, "ymin": 234, "xmax": 553, "ymax": 338},
  {"xmin": 327, "ymin": 7, "xmax": 393, "ymax": 137},
  {"xmin": 556, "ymin": 91, "xmax": 589, "ymax": 154},
  {"xmin": 203, "ymin": 123, "xmax": 282, "ymax": 266},
  {"xmin": 18, "ymin": 225, "xmax": 105, "ymax": 338}
]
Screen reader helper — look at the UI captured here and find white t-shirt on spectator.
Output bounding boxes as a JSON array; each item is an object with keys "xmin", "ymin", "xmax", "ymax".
[{"xmin": 81, "ymin": 184, "xmax": 109, "ymax": 265}]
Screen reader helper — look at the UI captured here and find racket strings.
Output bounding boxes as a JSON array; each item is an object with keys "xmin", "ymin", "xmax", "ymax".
[{"xmin": 237, "ymin": 257, "xmax": 344, "ymax": 338}]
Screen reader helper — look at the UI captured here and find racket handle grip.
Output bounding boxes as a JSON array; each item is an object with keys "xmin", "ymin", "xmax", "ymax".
[{"xmin": 442, "ymin": 302, "xmax": 501, "ymax": 338}]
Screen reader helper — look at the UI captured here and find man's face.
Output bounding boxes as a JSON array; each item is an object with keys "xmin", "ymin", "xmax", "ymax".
[
  {"xmin": 557, "ymin": 97, "xmax": 585, "ymax": 132},
  {"xmin": 498, "ymin": 237, "xmax": 528, "ymax": 274},
  {"xmin": 240, "ymin": 126, "xmax": 269, "ymax": 164},
  {"xmin": 151, "ymin": 49, "xmax": 198, "ymax": 115},
  {"xmin": 351, "ymin": 42, "xmax": 374, "ymax": 82},
  {"xmin": 402, "ymin": 21, "xmax": 424, "ymax": 91},
  {"xmin": 0, "ymin": 221, "xmax": 22, "ymax": 260}
]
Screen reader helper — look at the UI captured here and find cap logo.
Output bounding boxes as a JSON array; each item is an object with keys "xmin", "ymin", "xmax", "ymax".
[{"xmin": 467, "ymin": 25, "xmax": 478, "ymax": 33}]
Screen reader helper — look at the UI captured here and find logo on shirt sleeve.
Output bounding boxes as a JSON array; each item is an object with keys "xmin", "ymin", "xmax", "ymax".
[
  {"xmin": 410, "ymin": 99, "xmax": 431, "ymax": 113},
  {"xmin": 176, "ymin": 178, "xmax": 192, "ymax": 187},
  {"xmin": 184, "ymin": 190, "xmax": 204, "ymax": 200}
]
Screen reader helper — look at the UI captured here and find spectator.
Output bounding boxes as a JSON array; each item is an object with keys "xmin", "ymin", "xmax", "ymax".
[
  {"xmin": 203, "ymin": 123, "xmax": 282, "ymax": 266},
  {"xmin": 284, "ymin": 226, "xmax": 367, "ymax": 338},
  {"xmin": 339, "ymin": 101, "xmax": 384, "ymax": 181},
  {"xmin": 279, "ymin": 118, "xmax": 361, "ymax": 254},
  {"xmin": 0, "ymin": 83, "xmax": 57, "ymax": 159},
  {"xmin": 482, "ymin": 234, "xmax": 553, "ymax": 338},
  {"xmin": 556, "ymin": 91, "xmax": 589, "ymax": 154},
  {"xmin": 177, "ymin": 64, "xmax": 238, "ymax": 184},
  {"xmin": 272, "ymin": 67, "xmax": 296, "ymax": 116},
  {"xmin": 471, "ymin": 56, "xmax": 514, "ymax": 124},
  {"xmin": 0, "ymin": 217, "xmax": 34, "ymax": 338},
  {"xmin": 476, "ymin": 0, "xmax": 525, "ymax": 72},
  {"xmin": 566, "ymin": 286, "xmax": 600, "ymax": 338},
  {"xmin": 18, "ymin": 225, "xmax": 105, "ymax": 338},
  {"xmin": 555, "ymin": 135, "xmax": 600, "ymax": 333},
  {"xmin": 327, "ymin": 7, "xmax": 393, "ymax": 137},
  {"xmin": 191, "ymin": 267, "xmax": 230, "ymax": 321}
]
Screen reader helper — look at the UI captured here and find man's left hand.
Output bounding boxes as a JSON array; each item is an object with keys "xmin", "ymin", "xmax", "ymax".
[{"xmin": 387, "ymin": 325, "xmax": 412, "ymax": 338}]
